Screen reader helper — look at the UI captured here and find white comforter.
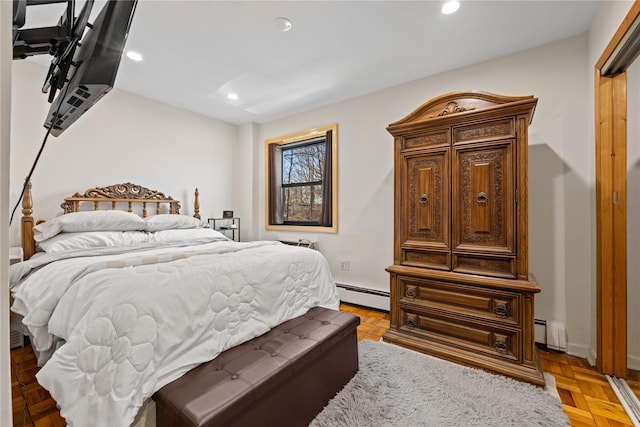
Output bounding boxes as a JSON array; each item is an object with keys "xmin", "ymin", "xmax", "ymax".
[{"xmin": 10, "ymin": 240, "xmax": 339, "ymax": 427}]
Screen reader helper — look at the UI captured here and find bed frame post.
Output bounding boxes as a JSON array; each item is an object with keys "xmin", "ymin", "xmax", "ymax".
[
  {"xmin": 194, "ymin": 188, "xmax": 200, "ymax": 219},
  {"xmin": 21, "ymin": 181, "xmax": 35, "ymax": 260}
]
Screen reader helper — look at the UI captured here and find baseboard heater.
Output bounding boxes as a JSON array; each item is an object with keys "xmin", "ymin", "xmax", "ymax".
[
  {"xmin": 533, "ymin": 318, "xmax": 568, "ymax": 352},
  {"xmin": 336, "ymin": 283, "xmax": 390, "ymax": 298},
  {"xmin": 336, "ymin": 283, "xmax": 390, "ymax": 312},
  {"xmin": 10, "ymin": 329, "xmax": 24, "ymax": 349},
  {"xmin": 534, "ymin": 318, "xmax": 547, "ymax": 346}
]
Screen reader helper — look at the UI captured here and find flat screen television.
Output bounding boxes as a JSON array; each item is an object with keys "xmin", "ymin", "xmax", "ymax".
[{"xmin": 44, "ymin": 0, "xmax": 138, "ymax": 136}]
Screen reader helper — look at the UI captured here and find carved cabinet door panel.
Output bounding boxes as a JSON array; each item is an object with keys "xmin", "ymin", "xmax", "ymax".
[
  {"xmin": 452, "ymin": 140, "xmax": 515, "ymax": 255},
  {"xmin": 400, "ymin": 148, "xmax": 451, "ymax": 270}
]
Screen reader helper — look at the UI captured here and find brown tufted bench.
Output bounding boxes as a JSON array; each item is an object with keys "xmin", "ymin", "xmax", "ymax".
[{"xmin": 153, "ymin": 307, "xmax": 360, "ymax": 427}]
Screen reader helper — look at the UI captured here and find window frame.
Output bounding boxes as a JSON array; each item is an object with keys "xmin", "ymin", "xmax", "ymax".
[{"xmin": 264, "ymin": 123, "xmax": 338, "ymax": 233}]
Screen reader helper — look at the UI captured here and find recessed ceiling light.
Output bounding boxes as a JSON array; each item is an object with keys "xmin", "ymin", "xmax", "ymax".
[
  {"xmin": 441, "ymin": 1, "xmax": 460, "ymax": 14},
  {"xmin": 126, "ymin": 51, "xmax": 143, "ymax": 61},
  {"xmin": 227, "ymin": 93, "xmax": 239, "ymax": 100},
  {"xmin": 274, "ymin": 17, "xmax": 293, "ymax": 32}
]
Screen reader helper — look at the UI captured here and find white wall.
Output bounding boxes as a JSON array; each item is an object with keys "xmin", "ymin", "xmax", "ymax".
[
  {"xmin": 1, "ymin": 1, "xmax": 13, "ymax": 424},
  {"xmin": 254, "ymin": 34, "xmax": 594, "ymax": 357},
  {"xmin": 234, "ymin": 122, "xmax": 259, "ymax": 242},
  {"xmin": 8, "ymin": 61, "xmax": 238, "ymax": 246}
]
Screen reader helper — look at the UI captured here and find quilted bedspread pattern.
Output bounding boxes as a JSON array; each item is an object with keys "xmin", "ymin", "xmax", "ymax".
[{"xmin": 10, "ymin": 240, "xmax": 339, "ymax": 427}]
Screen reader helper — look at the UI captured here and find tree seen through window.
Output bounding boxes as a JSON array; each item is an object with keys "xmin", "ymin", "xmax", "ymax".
[{"xmin": 281, "ymin": 140, "xmax": 325, "ymax": 222}]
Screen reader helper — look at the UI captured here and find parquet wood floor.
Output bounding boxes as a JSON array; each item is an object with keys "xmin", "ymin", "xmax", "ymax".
[{"xmin": 10, "ymin": 303, "xmax": 640, "ymax": 426}]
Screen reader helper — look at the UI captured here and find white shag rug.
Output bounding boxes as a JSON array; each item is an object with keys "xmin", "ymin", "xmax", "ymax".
[{"xmin": 310, "ymin": 340, "xmax": 568, "ymax": 427}]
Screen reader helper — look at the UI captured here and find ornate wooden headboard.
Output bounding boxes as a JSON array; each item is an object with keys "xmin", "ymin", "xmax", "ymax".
[{"xmin": 21, "ymin": 182, "xmax": 201, "ymax": 260}]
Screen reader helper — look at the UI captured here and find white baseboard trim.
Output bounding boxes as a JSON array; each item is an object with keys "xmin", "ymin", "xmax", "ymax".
[
  {"xmin": 629, "ymin": 354, "xmax": 640, "ymax": 371},
  {"xmin": 565, "ymin": 343, "xmax": 591, "ymax": 361},
  {"xmin": 565, "ymin": 346, "xmax": 639, "ymax": 370},
  {"xmin": 587, "ymin": 346, "xmax": 597, "ymax": 367}
]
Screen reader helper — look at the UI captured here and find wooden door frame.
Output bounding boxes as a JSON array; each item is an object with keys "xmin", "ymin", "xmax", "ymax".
[{"xmin": 595, "ymin": 1, "xmax": 640, "ymax": 377}]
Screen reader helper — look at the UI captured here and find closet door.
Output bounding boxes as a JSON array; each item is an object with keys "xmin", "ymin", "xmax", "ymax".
[
  {"xmin": 452, "ymin": 140, "xmax": 516, "ymax": 277},
  {"xmin": 401, "ymin": 148, "xmax": 450, "ymax": 270}
]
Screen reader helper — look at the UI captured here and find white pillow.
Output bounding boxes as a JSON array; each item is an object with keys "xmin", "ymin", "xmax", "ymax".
[
  {"xmin": 144, "ymin": 214, "xmax": 203, "ymax": 232},
  {"xmin": 37, "ymin": 231, "xmax": 151, "ymax": 253},
  {"xmin": 33, "ymin": 210, "xmax": 146, "ymax": 242},
  {"xmin": 149, "ymin": 228, "xmax": 229, "ymax": 244}
]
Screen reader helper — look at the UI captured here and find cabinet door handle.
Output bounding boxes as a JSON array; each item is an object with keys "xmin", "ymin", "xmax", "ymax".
[
  {"xmin": 405, "ymin": 287, "xmax": 416, "ymax": 299},
  {"xmin": 476, "ymin": 192, "xmax": 488, "ymax": 204},
  {"xmin": 419, "ymin": 194, "xmax": 429, "ymax": 204}
]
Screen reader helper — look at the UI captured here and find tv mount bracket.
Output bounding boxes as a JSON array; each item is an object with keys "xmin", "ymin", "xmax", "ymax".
[{"xmin": 12, "ymin": 0, "xmax": 85, "ymax": 60}]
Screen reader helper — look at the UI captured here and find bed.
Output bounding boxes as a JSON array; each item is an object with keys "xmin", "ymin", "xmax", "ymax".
[{"xmin": 10, "ymin": 182, "xmax": 342, "ymax": 427}]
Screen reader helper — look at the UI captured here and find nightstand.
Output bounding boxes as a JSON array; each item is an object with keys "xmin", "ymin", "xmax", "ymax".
[{"xmin": 209, "ymin": 217, "xmax": 240, "ymax": 242}]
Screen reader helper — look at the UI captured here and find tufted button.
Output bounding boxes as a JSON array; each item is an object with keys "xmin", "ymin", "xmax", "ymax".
[
  {"xmin": 271, "ymin": 353, "xmax": 277, "ymax": 357},
  {"xmin": 283, "ymin": 330, "xmax": 289, "ymax": 334},
  {"xmin": 321, "ymin": 321, "xmax": 330, "ymax": 325},
  {"xmin": 231, "ymin": 374, "xmax": 238, "ymax": 380},
  {"xmin": 299, "ymin": 335, "xmax": 306, "ymax": 339}
]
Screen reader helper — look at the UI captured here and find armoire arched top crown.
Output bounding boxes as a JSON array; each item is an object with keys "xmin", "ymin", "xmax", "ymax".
[{"xmin": 387, "ymin": 91, "xmax": 538, "ymax": 136}]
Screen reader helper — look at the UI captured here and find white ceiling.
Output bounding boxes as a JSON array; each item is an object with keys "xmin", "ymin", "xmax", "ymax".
[{"xmin": 21, "ymin": 0, "xmax": 599, "ymax": 125}]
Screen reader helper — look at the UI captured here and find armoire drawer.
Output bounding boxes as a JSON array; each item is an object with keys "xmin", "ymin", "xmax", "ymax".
[
  {"xmin": 453, "ymin": 118, "xmax": 515, "ymax": 144},
  {"xmin": 401, "ymin": 128, "xmax": 450, "ymax": 150},
  {"xmin": 397, "ymin": 275, "xmax": 520, "ymax": 326},
  {"xmin": 398, "ymin": 306, "xmax": 521, "ymax": 362},
  {"xmin": 401, "ymin": 248, "xmax": 451, "ymax": 270},
  {"xmin": 452, "ymin": 253, "xmax": 517, "ymax": 279}
]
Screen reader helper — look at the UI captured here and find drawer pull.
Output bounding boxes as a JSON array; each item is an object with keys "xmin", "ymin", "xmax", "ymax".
[
  {"xmin": 406, "ymin": 315, "xmax": 417, "ymax": 328},
  {"xmin": 494, "ymin": 303, "xmax": 508, "ymax": 317},
  {"xmin": 405, "ymin": 287, "xmax": 416, "ymax": 299},
  {"xmin": 419, "ymin": 194, "xmax": 429, "ymax": 204},
  {"xmin": 477, "ymin": 192, "xmax": 488, "ymax": 204},
  {"xmin": 495, "ymin": 339, "xmax": 508, "ymax": 352}
]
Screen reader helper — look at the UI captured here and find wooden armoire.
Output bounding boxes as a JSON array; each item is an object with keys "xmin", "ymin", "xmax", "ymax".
[{"xmin": 382, "ymin": 91, "xmax": 545, "ymax": 386}]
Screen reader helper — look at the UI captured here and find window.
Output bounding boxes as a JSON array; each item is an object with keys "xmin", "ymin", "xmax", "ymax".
[{"xmin": 265, "ymin": 124, "xmax": 337, "ymax": 232}]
